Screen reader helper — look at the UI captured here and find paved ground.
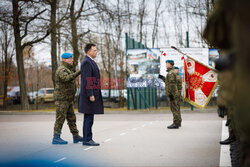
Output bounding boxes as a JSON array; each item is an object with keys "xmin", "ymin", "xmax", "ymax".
[{"xmin": 0, "ymin": 111, "xmax": 231, "ymax": 167}]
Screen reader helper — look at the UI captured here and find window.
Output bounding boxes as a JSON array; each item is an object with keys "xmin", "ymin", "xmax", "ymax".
[
  {"xmin": 38, "ymin": 90, "xmax": 44, "ymax": 96},
  {"xmin": 46, "ymin": 89, "xmax": 54, "ymax": 94}
]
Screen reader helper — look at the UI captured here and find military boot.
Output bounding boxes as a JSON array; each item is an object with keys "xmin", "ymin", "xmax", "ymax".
[
  {"xmin": 73, "ymin": 135, "xmax": 83, "ymax": 143},
  {"xmin": 167, "ymin": 123, "xmax": 179, "ymax": 129},
  {"xmin": 52, "ymin": 134, "xmax": 68, "ymax": 145}
]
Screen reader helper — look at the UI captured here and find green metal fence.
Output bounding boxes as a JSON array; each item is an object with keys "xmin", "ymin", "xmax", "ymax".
[
  {"xmin": 125, "ymin": 33, "xmax": 158, "ymax": 110},
  {"xmin": 127, "ymin": 87, "xmax": 157, "ymax": 110}
]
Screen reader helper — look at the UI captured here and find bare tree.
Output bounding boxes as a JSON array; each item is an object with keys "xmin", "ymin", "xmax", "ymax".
[
  {"xmin": 0, "ymin": 22, "xmax": 14, "ymax": 110},
  {"xmin": 138, "ymin": 0, "xmax": 147, "ymax": 44},
  {"xmin": 0, "ymin": 0, "xmax": 72, "ymax": 110},
  {"xmin": 161, "ymin": 16, "xmax": 170, "ymax": 46},
  {"xmin": 70, "ymin": 0, "xmax": 86, "ymax": 69},
  {"xmin": 152, "ymin": 0, "xmax": 162, "ymax": 48},
  {"xmin": 185, "ymin": 0, "xmax": 215, "ymax": 46},
  {"xmin": 91, "ymin": 0, "xmax": 128, "ymax": 103},
  {"xmin": 45, "ymin": 0, "xmax": 71, "ymax": 86},
  {"xmin": 0, "ymin": 0, "xmax": 51, "ymax": 110},
  {"xmin": 125, "ymin": 0, "xmax": 133, "ymax": 36},
  {"xmin": 47, "ymin": 0, "xmax": 58, "ymax": 87},
  {"xmin": 103, "ymin": 33, "xmax": 113, "ymax": 101}
]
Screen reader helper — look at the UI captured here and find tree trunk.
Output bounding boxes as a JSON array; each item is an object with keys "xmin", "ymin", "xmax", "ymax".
[
  {"xmin": 2, "ymin": 27, "xmax": 9, "ymax": 110},
  {"xmin": 57, "ymin": 4, "xmax": 61, "ymax": 63},
  {"xmin": 36, "ymin": 65, "xmax": 39, "ymax": 110},
  {"xmin": 139, "ymin": 0, "xmax": 145, "ymax": 44},
  {"xmin": 1, "ymin": 22, "xmax": 13, "ymax": 110},
  {"xmin": 108, "ymin": 71, "xmax": 111, "ymax": 101},
  {"xmin": 107, "ymin": 36, "xmax": 111, "ymax": 101},
  {"xmin": 12, "ymin": 0, "xmax": 29, "ymax": 110},
  {"xmin": 70, "ymin": 0, "xmax": 80, "ymax": 69},
  {"xmin": 3, "ymin": 78, "xmax": 8, "ymax": 110},
  {"xmin": 139, "ymin": 16, "xmax": 143, "ymax": 44},
  {"xmin": 3, "ymin": 49, "xmax": 8, "ymax": 110},
  {"xmin": 50, "ymin": 0, "xmax": 58, "ymax": 87}
]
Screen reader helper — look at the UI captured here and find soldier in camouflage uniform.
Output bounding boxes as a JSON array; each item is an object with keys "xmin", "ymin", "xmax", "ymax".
[
  {"xmin": 52, "ymin": 53, "xmax": 83, "ymax": 145},
  {"xmin": 174, "ymin": 67, "xmax": 183, "ymax": 114},
  {"xmin": 217, "ymin": 50, "xmax": 236, "ymax": 145},
  {"xmin": 203, "ymin": 1, "xmax": 240, "ymax": 166},
  {"xmin": 165, "ymin": 60, "xmax": 182, "ymax": 129},
  {"xmin": 204, "ymin": 0, "xmax": 250, "ymax": 166}
]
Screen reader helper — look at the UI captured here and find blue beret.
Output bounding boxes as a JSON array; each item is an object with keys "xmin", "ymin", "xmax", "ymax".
[
  {"xmin": 61, "ymin": 53, "xmax": 73, "ymax": 59},
  {"xmin": 174, "ymin": 66, "xmax": 179, "ymax": 69},
  {"xmin": 166, "ymin": 60, "xmax": 174, "ymax": 65}
]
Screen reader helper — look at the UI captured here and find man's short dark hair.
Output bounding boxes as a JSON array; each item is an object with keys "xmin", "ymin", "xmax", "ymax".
[{"xmin": 84, "ymin": 43, "xmax": 96, "ymax": 54}]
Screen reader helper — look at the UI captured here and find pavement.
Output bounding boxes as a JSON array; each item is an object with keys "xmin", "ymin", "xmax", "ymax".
[{"xmin": 0, "ymin": 110, "xmax": 231, "ymax": 167}]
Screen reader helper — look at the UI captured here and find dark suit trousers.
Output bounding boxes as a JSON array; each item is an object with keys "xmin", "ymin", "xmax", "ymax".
[{"xmin": 83, "ymin": 114, "xmax": 94, "ymax": 142}]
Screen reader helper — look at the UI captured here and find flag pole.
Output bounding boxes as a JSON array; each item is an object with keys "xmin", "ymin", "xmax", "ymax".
[
  {"xmin": 171, "ymin": 46, "xmax": 189, "ymax": 57},
  {"xmin": 170, "ymin": 46, "xmax": 217, "ymax": 72}
]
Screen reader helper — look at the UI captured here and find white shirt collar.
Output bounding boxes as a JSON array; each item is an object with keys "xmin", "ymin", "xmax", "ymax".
[
  {"xmin": 87, "ymin": 55, "xmax": 99, "ymax": 69},
  {"xmin": 87, "ymin": 55, "xmax": 95, "ymax": 61}
]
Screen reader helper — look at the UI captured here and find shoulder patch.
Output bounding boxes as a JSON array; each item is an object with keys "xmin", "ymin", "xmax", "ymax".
[{"xmin": 61, "ymin": 68, "xmax": 66, "ymax": 72}]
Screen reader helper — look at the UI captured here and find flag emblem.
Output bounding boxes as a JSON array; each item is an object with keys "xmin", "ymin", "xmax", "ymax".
[
  {"xmin": 183, "ymin": 57, "xmax": 218, "ymax": 108},
  {"xmin": 189, "ymin": 72, "xmax": 204, "ymax": 90}
]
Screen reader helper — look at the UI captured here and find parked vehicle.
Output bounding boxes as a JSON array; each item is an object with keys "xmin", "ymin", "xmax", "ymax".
[
  {"xmin": 74, "ymin": 89, "xmax": 127, "ymax": 103},
  {"xmin": 8, "ymin": 91, "xmax": 20, "ymax": 104},
  {"xmin": 7, "ymin": 88, "xmax": 31, "ymax": 104},
  {"xmin": 28, "ymin": 92, "xmax": 37, "ymax": 104},
  {"xmin": 0, "ymin": 95, "xmax": 12, "ymax": 106},
  {"xmin": 36, "ymin": 88, "xmax": 54, "ymax": 103},
  {"xmin": 101, "ymin": 89, "xmax": 127, "ymax": 102}
]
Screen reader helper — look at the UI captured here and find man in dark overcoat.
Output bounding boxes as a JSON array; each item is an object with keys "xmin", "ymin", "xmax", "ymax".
[{"xmin": 79, "ymin": 43, "xmax": 104, "ymax": 146}]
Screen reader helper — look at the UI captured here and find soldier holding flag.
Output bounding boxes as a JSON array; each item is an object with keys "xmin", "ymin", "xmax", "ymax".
[{"xmin": 165, "ymin": 60, "xmax": 182, "ymax": 129}]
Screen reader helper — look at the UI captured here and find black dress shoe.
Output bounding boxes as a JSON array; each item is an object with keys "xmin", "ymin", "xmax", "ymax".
[
  {"xmin": 220, "ymin": 137, "xmax": 235, "ymax": 145},
  {"xmin": 83, "ymin": 140, "xmax": 100, "ymax": 146},
  {"xmin": 167, "ymin": 123, "xmax": 179, "ymax": 129},
  {"xmin": 225, "ymin": 120, "xmax": 231, "ymax": 126}
]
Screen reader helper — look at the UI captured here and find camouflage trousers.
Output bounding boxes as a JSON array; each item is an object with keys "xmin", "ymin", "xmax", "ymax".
[
  {"xmin": 54, "ymin": 101, "xmax": 79, "ymax": 136},
  {"xmin": 227, "ymin": 107, "xmax": 235, "ymax": 139},
  {"xmin": 177, "ymin": 93, "xmax": 181, "ymax": 112},
  {"xmin": 169, "ymin": 96, "xmax": 182, "ymax": 125}
]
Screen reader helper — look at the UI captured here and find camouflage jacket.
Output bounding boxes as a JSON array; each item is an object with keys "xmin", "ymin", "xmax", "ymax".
[
  {"xmin": 54, "ymin": 62, "xmax": 81, "ymax": 101},
  {"xmin": 176, "ymin": 74, "xmax": 182, "ymax": 96},
  {"xmin": 165, "ymin": 67, "xmax": 178, "ymax": 97},
  {"xmin": 217, "ymin": 70, "xmax": 234, "ymax": 108}
]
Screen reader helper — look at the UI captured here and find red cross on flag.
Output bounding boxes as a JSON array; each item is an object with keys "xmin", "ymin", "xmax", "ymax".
[{"xmin": 183, "ymin": 56, "xmax": 218, "ymax": 108}]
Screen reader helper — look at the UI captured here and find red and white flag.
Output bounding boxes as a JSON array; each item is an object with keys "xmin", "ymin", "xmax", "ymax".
[{"xmin": 183, "ymin": 56, "xmax": 218, "ymax": 108}]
